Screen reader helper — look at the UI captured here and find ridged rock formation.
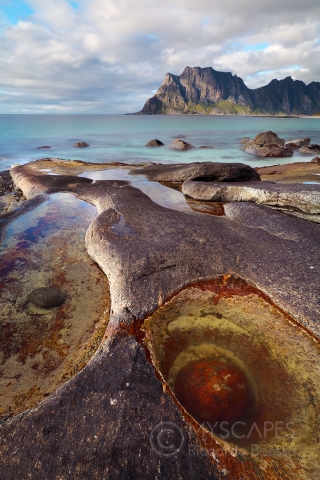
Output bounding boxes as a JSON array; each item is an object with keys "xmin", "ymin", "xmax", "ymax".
[{"xmin": 137, "ymin": 66, "xmax": 320, "ymax": 115}]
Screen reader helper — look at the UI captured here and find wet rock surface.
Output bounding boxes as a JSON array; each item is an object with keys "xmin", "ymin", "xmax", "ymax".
[
  {"xmin": 146, "ymin": 139, "xmax": 164, "ymax": 146},
  {"xmin": 170, "ymin": 138, "xmax": 195, "ymax": 150},
  {"xmin": 1, "ymin": 159, "xmax": 320, "ymax": 479},
  {"xmin": 243, "ymin": 131, "xmax": 294, "ymax": 157},
  {"xmin": 299, "ymin": 144, "xmax": 320, "ymax": 154},
  {"xmin": 28, "ymin": 287, "xmax": 66, "ymax": 307},
  {"xmin": 133, "ymin": 162, "xmax": 260, "ymax": 183},
  {"xmin": 285, "ymin": 137, "xmax": 310, "ymax": 148},
  {"xmin": 74, "ymin": 141, "xmax": 90, "ymax": 148}
]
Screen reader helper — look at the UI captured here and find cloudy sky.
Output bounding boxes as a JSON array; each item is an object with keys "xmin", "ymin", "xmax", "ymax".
[{"xmin": 0, "ymin": 0, "xmax": 319, "ymax": 113}]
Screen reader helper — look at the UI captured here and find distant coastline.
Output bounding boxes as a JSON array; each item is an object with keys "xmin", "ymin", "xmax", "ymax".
[{"xmin": 135, "ymin": 66, "xmax": 320, "ymax": 117}]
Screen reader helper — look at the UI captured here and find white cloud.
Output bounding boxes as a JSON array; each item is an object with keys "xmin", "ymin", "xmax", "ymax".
[{"xmin": 0, "ymin": 0, "xmax": 319, "ymax": 112}]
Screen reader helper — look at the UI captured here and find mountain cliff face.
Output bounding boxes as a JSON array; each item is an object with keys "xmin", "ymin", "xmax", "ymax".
[{"xmin": 138, "ymin": 66, "xmax": 320, "ymax": 115}]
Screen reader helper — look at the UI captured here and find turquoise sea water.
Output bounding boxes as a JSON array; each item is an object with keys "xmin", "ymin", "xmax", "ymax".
[{"xmin": 1, "ymin": 114, "xmax": 320, "ymax": 171}]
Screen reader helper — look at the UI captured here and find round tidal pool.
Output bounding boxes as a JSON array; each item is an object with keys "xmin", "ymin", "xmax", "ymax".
[{"xmin": 143, "ymin": 276, "xmax": 320, "ymax": 478}]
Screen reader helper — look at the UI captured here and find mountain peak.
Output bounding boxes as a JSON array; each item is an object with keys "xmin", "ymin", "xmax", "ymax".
[{"xmin": 137, "ymin": 67, "xmax": 320, "ymax": 116}]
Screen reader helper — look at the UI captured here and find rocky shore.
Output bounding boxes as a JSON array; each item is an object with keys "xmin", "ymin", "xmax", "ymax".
[{"xmin": 0, "ymin": 154, "xmax": 319, "ymax": 479}]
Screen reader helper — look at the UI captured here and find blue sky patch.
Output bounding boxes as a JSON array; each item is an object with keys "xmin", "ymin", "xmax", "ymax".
[
  {"xmin": 243, "ymin": 42, "xmax": 269, "ymax": 52},
  {"xmin": 0, "ymin": 0, "xmax": 34, "ymax": 24}
]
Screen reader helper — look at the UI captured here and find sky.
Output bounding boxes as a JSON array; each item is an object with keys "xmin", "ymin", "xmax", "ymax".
[{"xmin": 0, "ymin": 0, "xmax": 319, "ymax": 114}]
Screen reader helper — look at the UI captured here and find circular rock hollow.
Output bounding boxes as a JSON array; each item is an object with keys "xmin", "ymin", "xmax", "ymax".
[{"xmin": 143, "ymin": 276, "xmax": 320, "ymax": 478}]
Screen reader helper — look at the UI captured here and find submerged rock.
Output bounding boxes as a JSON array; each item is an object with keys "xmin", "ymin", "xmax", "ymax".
[
  {"xmin": 243, "ymin": 131, "xmax": 293, "ymax": 157},
  {"xmin": 299, "ymin": 144, "xmax": 320, "ymax": 155},
  {"xmin": 37, "ymin": 146, "xmax": 51, "ymax": 149},
  {"xmin": 170, "ymin": 138, "xmax": 195, "ymax": 150},
  {"xmin": 285, "ymin": 137, "xmax": 310, "ymax": 148},
  {"xmin": 146, "ymin": 139, "xmax": 164, "ymax": 147},
  {"xmin": 74, "ymin": 141, "xmax": 90, "ymax": 148},
  {"xmin": 199, "ymin": 145, "xmax": 214, "ymax": 149},
  {"xmin": 28, "ymin": 287, "xmax": 66, "ymax": 307}
]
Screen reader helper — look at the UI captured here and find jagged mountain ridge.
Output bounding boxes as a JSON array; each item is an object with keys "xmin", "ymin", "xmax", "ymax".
[{"xmin": 137, "ymin": 66, "xmax": 320, "ymax": 115}]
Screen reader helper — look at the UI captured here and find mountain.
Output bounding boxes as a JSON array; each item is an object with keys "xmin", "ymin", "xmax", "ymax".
[{"xmin": 136, "ymin": 66, "xmax": 320, "ymax": 116}]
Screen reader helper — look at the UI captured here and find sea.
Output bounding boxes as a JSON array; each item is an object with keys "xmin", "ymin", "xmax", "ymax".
[{"xmin": 1, "ymin": 114, "xmax": 320, "ymax": 172}]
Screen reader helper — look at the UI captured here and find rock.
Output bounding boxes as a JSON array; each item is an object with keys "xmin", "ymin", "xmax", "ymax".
[
  {"xmin": 174, "ymin": 359, "xmax": 250, "ymax": 429},
  {"xmin": 253, "ymin": 131, "xmax": 285, "ymax": 145},
  {"xmin": 5, "ymin": 158, "xmax": 320, "ymax": 480},
  {"xmin": 132, "ymin": 162, "xmax": 260, "ymax": 183},
  {"xmin": 74, "ymin": 142, "xmax": 90, "ymax": 148},
  {"xmin": 199, "ymin": 145, "xmax": 214, "ymax": 149},
  {"xmin": 136, "ymin": 66, "xmax": 320, "ymax": 116},
  {"xmin": 169, "ymin": 138, "xmax": 195, "ymax": 150},
  {"xmin": 311, "ymin": 156, "xmax": 320, "ymax": 163},
  {"xmin": 285, "ymin": 138, "xmax": 310, "ymax": 148},
  {"xmin": 240, "ymin": 137, "xmax": 251, "ymax": 144},
  {"xmin": 37, "ymin": 146, "xmax": 51, "ymax": 149},
  {"xmin": 182, "ymin": 180, "xmax": 320, "ymax": 214},
  {"xmin": 145, "ymin": 139, "xmax": 164, "ymax": 147},
  {"xmin": 28, "ymin": 287, "xmax": 66, "ymax": 307},
  {"xmin": 299, "ymin": 144, "xmax": 320, "ymax": 155},
  {"xmin": 243, "ymin": 131, "xmax": 293, "ymax": 157}
]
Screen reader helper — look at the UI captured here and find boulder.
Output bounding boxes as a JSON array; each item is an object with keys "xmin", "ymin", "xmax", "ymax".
[
  {"xmin": 170, "ymin": 139, "xmax": 195, "ymax": 150},
  {"xmin": 285, "ymin": 138, "xmax": 310, "ymax": 148},
  {"xmin": 146, "ymin": 139, "xmax": 164, "ymax": 147},
  {"xmin": 132, "ymin": 162, "xmax": 260, "ymax": 183},
  {"xmin": 299, "ymin": 145, "xmax": 320, "ymax": 155},
  {"xmin": 28, "ymin": 287, "xmax": 66, "ymax": 308},
  {"xmin": 74, "ymin": 142, "xmax": 90, "ymax": 148},
  {"xmin": 243, "ymin": 131, "xmax": 293, "ymax": 158},
  {"xmin": 240, "ymin": 137, "xmax": 251, "ymax": 144},
  {"xmin": 311, "ymin": 156, "xmax": 320, "ymax": 164}
]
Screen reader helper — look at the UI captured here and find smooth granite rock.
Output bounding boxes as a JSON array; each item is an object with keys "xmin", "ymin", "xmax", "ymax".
[
  {"xmin": 28, "ymin": 287, "xmax": 66, "ymax": 307},
  {"xmin": 132, "ymin": 162, "xmax": 260, "ymax": 183},
  {"xmin": 146, "ymin": 139, "xmax": 164, "ymax": 147},
  {"xmin": 182, "ymin": 179, "xmax": 320, "ymax": 214},
  {"xmin": 169, "ymin": 138, "xmax": 195, "ymax": 150},
  {"xmin": 243, "ymin": 131, "xmax": 293, "ymax": 158},
  {"xmin": 285, "ymin": 138, "xmax": 310, "ymax": 148},
  {"xmin": 2, "ymin": 159, "xmax": 319, "ymax": 480},
  {"xmin": 299, "ymin": 144, "xmax": 320, "ymax": 155}
]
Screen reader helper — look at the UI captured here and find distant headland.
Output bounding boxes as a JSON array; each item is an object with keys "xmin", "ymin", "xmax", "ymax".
[{"xmin": 133, "ymin": 66, "xmax": 320, "ymax": 116}]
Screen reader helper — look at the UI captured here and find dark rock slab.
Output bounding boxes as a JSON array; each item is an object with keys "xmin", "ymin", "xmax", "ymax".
[
  {"xmin": 28, "ymin": 287, "xmax": 66, "ymax": 307},
  {"xmin": 182, "ymin": 179, "xmax": 320, "ymax": 214},
  {"xmin": 299, "ymin": 144, "xmax": 320, "ymax": 154},
  {"xmin": 146, "ymin": 139, "xmax": 164, "ymax": 146},
  {"xmin": 74, "ymin": 141, "xmax": 90, "ymax": 148},
  {"xmin": 132, "ymin": 162, "xmax": 260, "ymax": 183},
  {"xmin": 170, "ymin": 139, "xmax": 195, "ymax": 150},
  {"xmin": 37, "ymin": 146, "xmax": 51, "ymax": 149}
]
